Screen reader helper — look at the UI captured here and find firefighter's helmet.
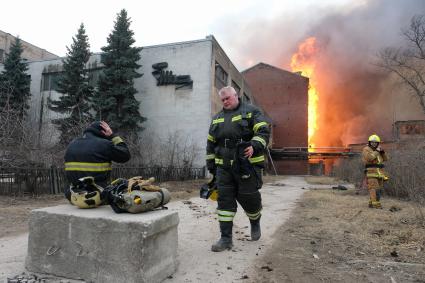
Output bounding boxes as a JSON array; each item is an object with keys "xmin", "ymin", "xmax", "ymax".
[
  {"xmin": 368, "ymin": 134, "xmax": 381, "ymax": 143},
  {"xmin": 69, "ymin": 177, "xmax": 104, "ymax": 209},
  {"xmin": 200, "ymin": 175, "xmax": 218, "ymax": 201}
]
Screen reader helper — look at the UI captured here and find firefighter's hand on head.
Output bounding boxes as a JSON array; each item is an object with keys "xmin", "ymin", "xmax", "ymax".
[
  {"xmin": 100, "ymin": 121, "xmax": 113, "ymax": 137},
  {"xmin": 244, "ymin": 145, "xmax": 254, "ymax": 158}
]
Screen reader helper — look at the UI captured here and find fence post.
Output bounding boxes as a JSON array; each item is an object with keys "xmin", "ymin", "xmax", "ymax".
[
  {"xmin": 49, "ymin": 166, "xmax": 54, "ymax": 194},
  {"xmin": 202, "ymin": 166, "xmax": 207, "ymax": 178},
  {"xmin": 49, "ymin": 165, "xmax": 59, "ymax": 194}
]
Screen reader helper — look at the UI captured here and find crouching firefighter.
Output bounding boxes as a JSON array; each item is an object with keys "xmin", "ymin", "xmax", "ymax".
[
  {"xmin": 63, "ymin": 121, "xmax": 130, "ymax": 203},
  {"xmin": 206, "ymin": 86, "xmax": 270, "ymax": 252},
  {"xmin": 362, "ymin": 134, "xmax": 389, "ymax": 209},
  {"xmin": 105, "ymin": 177, "xmax": 171, "ymax": 213}
]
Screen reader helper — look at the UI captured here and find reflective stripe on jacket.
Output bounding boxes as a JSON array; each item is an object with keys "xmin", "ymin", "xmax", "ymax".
[
  {"xmin": 64, "ymin": 162, "xmax": 112, "ymax": 172},
  {"xmin": 64, "ymin": 132, "xmax": 130, "ymax": 187},
  {"xmin": 206, "ymin": 101, "xmax": 270, "ymax": 170}
]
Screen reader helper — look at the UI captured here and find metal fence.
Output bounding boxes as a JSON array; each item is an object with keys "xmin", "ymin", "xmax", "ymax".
[{"xmin": 0, "ymin": 166, "xmax": 206, "ymax": 196}]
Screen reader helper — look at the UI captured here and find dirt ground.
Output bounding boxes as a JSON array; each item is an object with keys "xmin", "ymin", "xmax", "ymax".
[
  {"xmin": 0, "ymin": 195, "xmax": 67, "ymax": 238},
  {"xmin": 1, "ymin": 176, "xmax": 424, "ymax": 283},
  {"xmin": 251, "ymin": 177, "xmax": 425, "ymax": 283}
]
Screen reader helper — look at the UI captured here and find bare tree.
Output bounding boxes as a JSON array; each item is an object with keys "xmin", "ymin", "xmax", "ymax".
[
  {"xmin": 378, "ymin": 15, "xmax": 425, "ymax": 113},
  {"xmin": 126, "ymin": 130, "xmax": 200, "ymax": 168},
  {"xmin": 0, "ymin": 80, "xmax": 88, "ymax": 168}
]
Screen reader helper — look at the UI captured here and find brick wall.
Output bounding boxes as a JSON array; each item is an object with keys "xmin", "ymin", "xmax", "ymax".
[
  {"xmin": 0, "ymin": 30, "xmax": 58, "ymax": 62},
  {"xmin": 243, "ymin": 63, "xmax": 309, "ymax": 174}
]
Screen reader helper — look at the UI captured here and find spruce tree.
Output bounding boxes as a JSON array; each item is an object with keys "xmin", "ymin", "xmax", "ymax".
[
  {"xmin": 48, "ymin": 23, "xmax": 93, "ymax": 145},
  {"xmin": 0, "ymin": 37, "xmax": 31, "ymax": 118},
  {"xmin": 94, "ymin": 9, "xmax": 145, "ymax": 135}
]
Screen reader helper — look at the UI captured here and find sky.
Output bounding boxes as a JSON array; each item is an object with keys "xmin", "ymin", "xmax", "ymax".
[{"xmin": 0, "ymin": 0, "xmax": 364, "ymax": 70}]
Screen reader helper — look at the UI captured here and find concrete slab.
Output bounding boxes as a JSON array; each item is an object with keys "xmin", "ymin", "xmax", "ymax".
[{"xmin": 25, "ymin": 205, "xmax": 179, "ymax": 283}]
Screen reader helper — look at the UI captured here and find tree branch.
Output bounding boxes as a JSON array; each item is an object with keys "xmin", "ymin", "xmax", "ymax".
[{"xmin": 377, "ymin": 15, "xmax": 425, "ymax": 114}]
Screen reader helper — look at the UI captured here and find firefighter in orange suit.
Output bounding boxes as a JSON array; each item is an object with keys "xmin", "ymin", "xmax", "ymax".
[{"xmin": 361, "ymin": 134, "xmax": 389, "ymax": 209}]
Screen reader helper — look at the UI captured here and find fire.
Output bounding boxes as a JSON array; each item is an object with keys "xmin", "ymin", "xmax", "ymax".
[{"xmin": 290, "ymin": 37, "xmax": 319, "ymax": 149}]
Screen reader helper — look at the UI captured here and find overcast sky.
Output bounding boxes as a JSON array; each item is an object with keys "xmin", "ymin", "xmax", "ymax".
[{"xmin": 0, "ymin": 0, "xmax": 367, "ymax": 69}]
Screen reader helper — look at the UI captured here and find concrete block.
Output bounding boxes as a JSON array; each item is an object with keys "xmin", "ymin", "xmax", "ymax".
[{"xmin": 25, "ymin": 205, "xmax": 179, "ymax": 283}]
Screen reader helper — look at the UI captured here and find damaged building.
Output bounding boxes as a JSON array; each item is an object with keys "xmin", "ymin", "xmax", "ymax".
[{"xmin": 243, "ymin": 63, "xmax": 309, "ymax": 174}]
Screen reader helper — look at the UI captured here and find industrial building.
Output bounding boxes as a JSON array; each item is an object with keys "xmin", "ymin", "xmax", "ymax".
[
  {"xmin": 243, "ymin": 63, "xmax": 309, "ymax": 174},
  {"xmin": 5, "ymin": 31, "xmax": 424, "ymax": 175},
  {"xmin": 0, "ymin": 29, "xmax": 58, "ymax": 62},
  {"xmin": 2, "ymin": 35, "xmax": 252, "ymax": 168}
]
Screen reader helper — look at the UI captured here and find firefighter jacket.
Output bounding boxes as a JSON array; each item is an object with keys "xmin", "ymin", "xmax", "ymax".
[
  {"xmin": 362, "ymin": 145, "xmax": 388, "ymax": 179},
  {"xmin": 206, "ymin": 101, "xmax": 270, "ymax": 173},
  {"xmin": 64, "ymin": 132, "xmax": 131, "ymax": 187}
]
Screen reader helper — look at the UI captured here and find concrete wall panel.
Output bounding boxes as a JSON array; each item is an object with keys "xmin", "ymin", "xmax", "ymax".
[{"xmin": 26, "ymin": 205, "xmax": 179, "ymax": 283}]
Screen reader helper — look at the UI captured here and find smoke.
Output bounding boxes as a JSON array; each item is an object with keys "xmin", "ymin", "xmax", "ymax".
[
  {"xmin": 220, "ymin": 0, "xmax": 425, "ymax": 146},
  {"xmin": 303, "ymin": 0, "xmax": 424, "ymax": 146}
]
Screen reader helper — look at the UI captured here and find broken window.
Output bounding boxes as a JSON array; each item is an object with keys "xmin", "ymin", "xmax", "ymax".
[
  {"xmin": 42, "ymin": 68, "xmax": 102, "ymax": 91},
  {"xmin": 231, "ymin": 80, "xmax": 241, "ymax": 95},
  {"xmin": 215, "ymin": 62, "xmax": 228, "ymax": 90},
  {"xmin": 42, "ymin": 72, "xmax": 62, "ymax": 91}
]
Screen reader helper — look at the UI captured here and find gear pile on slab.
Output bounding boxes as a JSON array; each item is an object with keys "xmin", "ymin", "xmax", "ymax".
[{"xmin": 68, "ymin": 176, "xmax": 171, "ymax": 213}]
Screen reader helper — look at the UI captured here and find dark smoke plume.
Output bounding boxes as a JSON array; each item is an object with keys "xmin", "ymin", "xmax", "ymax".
[{"xmin": 220, "ymin": 0, "xmax": 425, "ymax": 146}]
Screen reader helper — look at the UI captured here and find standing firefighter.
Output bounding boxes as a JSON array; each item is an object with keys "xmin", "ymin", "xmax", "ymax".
[
  {"xmin": 362, "ymin": 134, "xmax": 389, "ymax": 209},
  {"xmin": 206, "ymin": 86, "xmax": 270, "ymax": 252}
]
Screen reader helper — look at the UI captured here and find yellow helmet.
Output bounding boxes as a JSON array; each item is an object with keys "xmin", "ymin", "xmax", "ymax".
[
  {"xmin": 69, "ymin": 177, "xmax": 104, "ymax": 208},
  {"xmin": 368, "ymin": 134, "xmax": 381, "ymax": 143},
  {"xmin": 200, "ymin": 175, "xmax": 218, "ymax": 201},
  {"xmin": 70, "ymin": 189, "xmax": 102, "ymax": 208}
]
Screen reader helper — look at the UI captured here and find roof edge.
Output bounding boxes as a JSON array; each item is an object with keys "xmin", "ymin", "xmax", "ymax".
[{"xmin": 242, "ymin": 62, "xmax": 309, "ymax": 80}]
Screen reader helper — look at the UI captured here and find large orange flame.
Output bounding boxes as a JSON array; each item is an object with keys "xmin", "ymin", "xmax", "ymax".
[{"xmin": 290, "ymin": 37, "xmax": 319, "ymax": 149}]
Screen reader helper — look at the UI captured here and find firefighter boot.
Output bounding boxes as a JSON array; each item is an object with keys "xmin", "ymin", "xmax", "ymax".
[
  {"xmin": 211, "ymin": 221, "xmax": 233, "ymax": 252},
  {"xmin": 369, "ymin": 189, "xmax": 377, "ymax": 208},
  {"xmin": 250, "ymin": 218, "xmax": 261, "ymax": 241},
  {"xmin": 372, "ymin": 201, "xmax": 382, "ymax": 209}
]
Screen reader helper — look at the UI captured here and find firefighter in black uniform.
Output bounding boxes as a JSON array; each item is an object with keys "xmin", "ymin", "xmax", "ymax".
[
  {"xmin": 64, "ymin": 121, "xmax": 131, "ymax": 201},
  {"xmin": 206, "ymin": 86, "xmax": 270, "ymax": 252}
]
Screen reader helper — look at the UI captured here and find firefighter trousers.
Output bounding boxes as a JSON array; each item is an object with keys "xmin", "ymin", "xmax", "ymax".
[
  {"xmin": 367, "ymin": 177, "xmax": 384, "ymax": 202},
  {"xmin": 216, "ymin": 166, "xmax": 262, "ymax": 221}
]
